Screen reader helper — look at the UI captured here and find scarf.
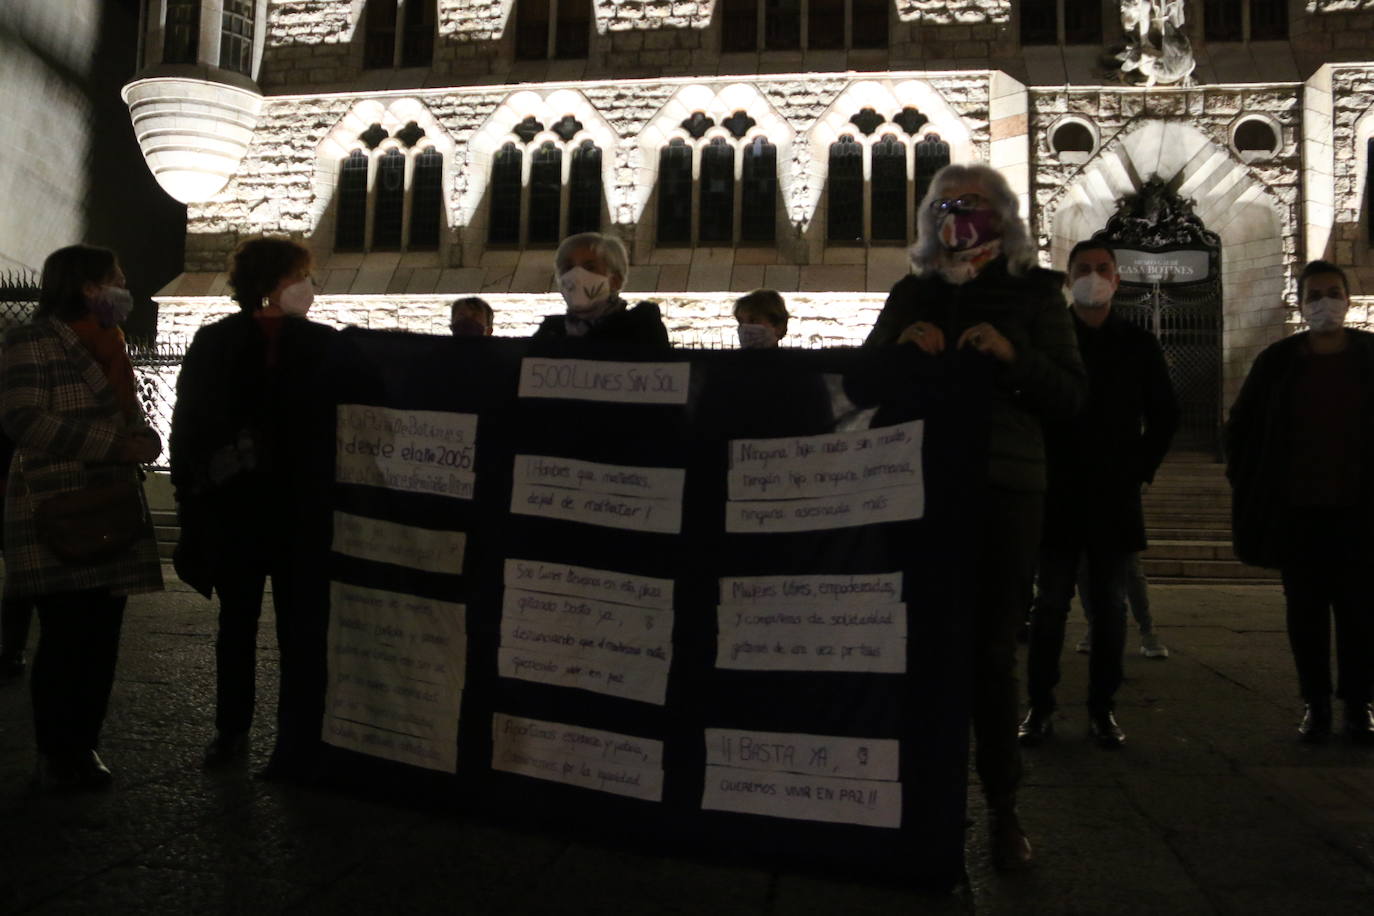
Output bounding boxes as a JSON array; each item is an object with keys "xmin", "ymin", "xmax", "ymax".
[{"xmin": 65, "ymin": 315, "xmax": 141, "ymax": 421}]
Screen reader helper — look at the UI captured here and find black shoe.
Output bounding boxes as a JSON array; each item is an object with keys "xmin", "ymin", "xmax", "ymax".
[
  {"xmin": 989, "ymin": 809, "xmax": 1034, "ymax": 871},
  {"xmin": 1343, "ymin": 702, "xmax": 1374, "ymax": 745},
  {"xmin": 1017, "ymin": 707, "xmax": 1054, "ymax": 746},
  {"xmin": 203, "ymin": 731, "xmax": 249, "ymax": 768},
  {"xmin": 1088, "ymin": 709, "xmax": 1125, "ymax": 748},
  {"xmin": 1299, "ymin": 700, "xmax": 1333, "ymax": 743}
]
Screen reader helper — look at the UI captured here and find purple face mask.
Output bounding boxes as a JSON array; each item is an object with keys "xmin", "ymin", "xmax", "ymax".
[{"xmin": 937, "ymin": 209, "xmax": 1001, "ymax": 252}]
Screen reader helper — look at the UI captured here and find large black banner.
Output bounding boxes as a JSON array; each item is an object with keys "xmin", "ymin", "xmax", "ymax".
[{"xmin": 312, "ymin": 329, "xmax": 989, "ymax": 888}]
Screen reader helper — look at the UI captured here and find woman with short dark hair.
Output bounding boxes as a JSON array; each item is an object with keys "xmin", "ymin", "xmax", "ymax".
[
  {"xmin": 1, "ymin": 244, "xmax": 163, "ymax": 791},
  {"xmin": 1227, "ymin": 259, "xmax": 1374, "ymax": 744},
  {"xmin": 170, "ymin": 235, "xmax": 337, "ymax": 776}
]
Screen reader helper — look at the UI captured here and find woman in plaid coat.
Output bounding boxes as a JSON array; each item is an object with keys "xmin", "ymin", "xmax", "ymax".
[{"xmin": 1, "ymin": 244, "xmax": 163, "ymax": 791}]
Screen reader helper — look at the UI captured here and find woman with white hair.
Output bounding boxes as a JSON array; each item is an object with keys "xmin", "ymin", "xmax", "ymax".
[
  {"xmin": 862, "ymin": 163, "xmax": 1086, "ymax": 870},
  {"xmin": 533, "ymin": 232, "xmax": 669, "ymax": 345}
]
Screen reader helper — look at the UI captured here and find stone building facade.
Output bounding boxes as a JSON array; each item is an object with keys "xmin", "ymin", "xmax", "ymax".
[{"xmin": 124, "ymin": 1, "xmax": 1374, "ymax": 437}]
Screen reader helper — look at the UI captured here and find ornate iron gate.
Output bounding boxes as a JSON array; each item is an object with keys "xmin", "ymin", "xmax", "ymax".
[{"xmin": 1112, "ymin": 276, "xmax": 1223, "ymax": 452}]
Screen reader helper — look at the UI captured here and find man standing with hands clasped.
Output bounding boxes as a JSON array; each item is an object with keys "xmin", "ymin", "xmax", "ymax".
[{"xmin": 1019, "ymin": 240, "xmax": 1178, "ymax": 749}]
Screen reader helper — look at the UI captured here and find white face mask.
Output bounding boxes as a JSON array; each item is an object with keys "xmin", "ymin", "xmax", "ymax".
[
  {"xmin": 93, "ymin": 285, "xmax": 134, "ymax": 327},
  {"xmin": 737, "ymin": 323, "xmax": 779, "ymax": 349},
  {"xmin": 558, "ymin": 266, "xmax": 613, "ymax": 318},
  {"xmin": 277, "ymin": 278, "xmax": 314, "ymax": 316},
  {"xmin": 1303, "ymin": 296, "xmax": 1347, "ymax": 333},
  {"xmin": 1070, "ymin": 273, "xmax": 1115, "ymax": 308}
]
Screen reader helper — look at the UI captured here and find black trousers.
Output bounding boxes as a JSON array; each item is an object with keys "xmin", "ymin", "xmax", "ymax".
[
  {"xmin": 1280, "ymin": 508, "xmax": 1374, "ymax": 706},
  {"xmin": 31, "ymin": 589, "xmax": 127, "ymax": 756},
  {"xmin": 972, "ymin": 488, "xmax": 1043, "ymax": 808},
  {"xmin": 1028, "ymin": 540, "xmax": 1132, "ymax": 712},
  {"xmin": 214, "ymin": 558, "xmax": 327, "ymax": 764}
]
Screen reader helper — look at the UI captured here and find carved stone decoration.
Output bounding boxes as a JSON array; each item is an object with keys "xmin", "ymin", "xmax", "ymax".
[
  {"xmin": 849, "ymin": 107, "xmax": 886, "ymax": 136},
  {"xmin": 681, "ymin": 111, "xmax": 715, "ymax": 139},
  {"xmin": 551, "ymin": 114, "xmax": 584, "ymax": 142},
  {"xmin": 394, "ymin": 121, "xmax": 426, "ymax": 148},
  {"xmin": 1095, "ymin": 177, "xmax": 1220, "ymax": 250},
  {"xmin": 892, "ymin": 107, "xmax": 929, "ymax": 136},
  {"xmin": 359, "ymin": 123, "xmax": 390, "ymax": 149},
  {"xmin": 513, "ymin": 116, "xmax": 544, "ymax": 144},
  {"xmin": 722, "ymin": 110, "xmax": 757, "ymax": 139},
  {"xmin": 1116, "ymin": 0, "xmax": 1195, "ymax": 87}
]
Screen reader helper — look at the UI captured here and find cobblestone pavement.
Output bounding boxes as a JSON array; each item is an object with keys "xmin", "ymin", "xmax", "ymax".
[{"xmin": 1, "ymin": 573, "xmax": 1372, "ymax": 915}]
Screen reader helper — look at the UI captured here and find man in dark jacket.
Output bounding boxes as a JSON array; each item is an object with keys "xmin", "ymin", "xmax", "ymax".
[{"xmin": 1019, "ymin": 240, "xmax": 1178, "ymax": 748}]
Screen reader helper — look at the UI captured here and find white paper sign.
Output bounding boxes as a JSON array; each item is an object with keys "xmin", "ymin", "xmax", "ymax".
[
  {"xmin": 514, "ymin": 455, "xmax": 685, "ymax": 500},
  {"xmin": 324, "ymin": 582, "xmax": 466, "ymax": 773},
  {"xmin": 719, "ymin": 573, "xmax": 903, "ymax": 607},
  {"xmin": 512, "ymin": 482, "xmax": 683, "ymax": 534},
  {"xmin": 702, "ymin": 765, "xmax": 902, "ymax": 828},
  {"xmin": 725, "ymin": 484, "xmax": 924, "ymax": 533},
  {"xmin": 497, "ymin": 647, "xmax": 670, "ymax": 705},
  {"xmin": 332, "ymin": 512, "xmax": 466, "ymax": 574},
  {"xmin": 705, "ymin": 729, "xmax": 900, "ymax": 781},
  {"xmin": 336, "ymin": 405, "xmax": 478, "ymax": 500},
  {"xmin": 504, "ymin": 588, "xmax": 673, "ymax": 641},
  {"xmin": 492, "ymin": 713, "xmax": 664, "ymax": 801},
  {"xmin": 729, "ymin": 421, "xmax": 924, "ymax": 501},
  {"xmin": 519, "ymin": 358, "xmax": 691, "ymax": 405},
  {"xmin": 716, "ymin": 603, "xmax": 906, "ymax": 673},
  {"xmin": 505, "ymin": 558, "xmax": 674, "ymax": 610}
]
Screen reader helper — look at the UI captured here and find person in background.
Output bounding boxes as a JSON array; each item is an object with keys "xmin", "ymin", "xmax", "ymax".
[
  {"xmin": 450, "ymin": 297, "xmax": 493, "ymax": 337},
  {"xmin": 1076, "ymin": 552, "xmax": 1168, "ymax": 659},
  {"xmin": 1019, "ymin": 240, "xmax": 1177, "ymax": 750},
  {"xmin": 1, "ymin": 244, "xmax": 163, "ymax": 790},
  {"xmin": 734, "ymin": 288, "xmax": 789, "ymax": 349},
  {"xmin": 859, "ymin": 163, "xmax": 1087, "ymax": 870},
  {"xmin": 1226, "ymin": 259, "xmax": 1374, "ymax": 744},
  {"xmin": 170, "ymin": 236, "xmax": 337, "ymax": 776},
  {"xmin": 533, "ymin": 232, "xmax": 668, "ymax": 346}
]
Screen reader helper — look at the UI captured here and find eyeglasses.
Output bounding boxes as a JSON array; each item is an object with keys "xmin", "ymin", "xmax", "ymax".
[{"xmin": 929, "ymin": 194, "xmax": 988, "ymax": 214}]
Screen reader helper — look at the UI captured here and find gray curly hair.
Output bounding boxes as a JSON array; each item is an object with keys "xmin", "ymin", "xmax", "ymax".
[
  {"xmin": 555, "ymin": 231, "xmax": 629, "ymax": 282},
  {"xmin": 909, "ymin": 163, "xmax": 1037, "ymax": 278}
]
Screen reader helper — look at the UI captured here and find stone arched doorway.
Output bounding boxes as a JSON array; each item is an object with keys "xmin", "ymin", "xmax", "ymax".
[
  {"xmin": 1046, "ymin": 120, "xmax": 1291, "ymax": 450},
  {"xmin": 1093, "ymin": 178, "xmax": 1222, "ymax": 451}
]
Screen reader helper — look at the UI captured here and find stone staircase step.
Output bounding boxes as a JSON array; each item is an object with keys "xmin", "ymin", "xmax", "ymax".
[
  {"xmin": 1144, "ymin": 539, "xmax": 1235, "ymax": 560},
  {"xmin": 1147, "ymin": 526, "xmax": 1232, "ymax": 541},
  {"xmin": 1141, "ymin": 557, "xmax": 1280, "ymax": 580}
]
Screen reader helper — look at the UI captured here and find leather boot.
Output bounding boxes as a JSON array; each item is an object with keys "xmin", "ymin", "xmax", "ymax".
[
  {"xmin": 1343, "ymin": 701, "xmax": 1374, "ymax": 745},
  {"xmin": 1088, "ymin": 707, "xmax": 1125, "ymax": 748},
  {"xmin": 1017, "ymin": 706, "xmax": 1054, "ymax": 746},
  {"xmin": 1299, "ymin": 699, "xmax": 1332, "ymax": 743}
]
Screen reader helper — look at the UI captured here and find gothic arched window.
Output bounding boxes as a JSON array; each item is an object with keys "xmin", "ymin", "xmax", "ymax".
[
  {"xmin": 827, "ymin": 135, "xmax": 863, "ymax": 242},
  {"xmin": 741, "ymin": 136, "xmax": 777, "ymax": 243},
  {"xmin": 568, "ymin": 141, "xmax": 603, "ymax": 235},
  {"xmin": 914, "ymin": 133, "xmax": 950, "ymax": 210},
  {"xmin": 335, "ymin": 150, "xmax": 369, "ymax": 251},
  {"xmin": 409, "ymin": 147, "xmax": 443, "ymax": 249},
  {"xmin": 372, "ymin": 149, "xmax": 407, "ymax": 250},
  {"xmin": 870, "ymin": 134, "xmax": 906, "ymax": 243},
  {"xmin": 489, "ymin": 143, "xmax": 523, "ymax": 245},
  {"xmin": 528, "ymin": 142, "xmax": 563, "ymax": 245},
  {"xmin": 219, "ymin": 0, "xmax": 255, "ymax": 74},
  {"xmin": 658, "ymin": 139, "xmax": 693, "ymax": 244},
  {"xmin": 699, "ymin": 138, "xmax": 736, "ymax": 244},
  {"xmin": 164, "ymin": 0, "xmax": 201, "ymax": 64}
]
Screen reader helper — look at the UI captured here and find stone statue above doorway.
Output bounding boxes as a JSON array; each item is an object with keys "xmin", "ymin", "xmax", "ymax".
[{"xmin": 1117, "ymin": 0, "xmax": 1196, "ymax": 87}]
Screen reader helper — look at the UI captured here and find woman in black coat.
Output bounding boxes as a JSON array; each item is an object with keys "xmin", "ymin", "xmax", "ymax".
[
  {"xmin": 170, "ymin": 237, "xmax": 337, "ymax": 773},
  {"xmin": 532, "ymin": 232, "xmax": 668, "ymax": 346},
  {"xmin": 1226, "ymin": 259, "xmax": 1374, "ymax": 744}
]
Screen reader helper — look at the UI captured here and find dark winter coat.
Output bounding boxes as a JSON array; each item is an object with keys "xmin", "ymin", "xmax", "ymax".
[
  {"xmin": 1225, "ymin": 329, "xmax": 1374, "ymax": 568},
  {"xmin": 1041, "ymin": 309, "xmax": 1179, "ymax": 552},
  {"xmin": 861, "ymin": 257, "xmax": 1087, "ymax": 492},
  {"xmin": 532, "ymin": 300, "xmax": 670, "ymax": 347},
  {"xmin": 168, "ymin": 311, "xmax": 337, "ymax": 596}
]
